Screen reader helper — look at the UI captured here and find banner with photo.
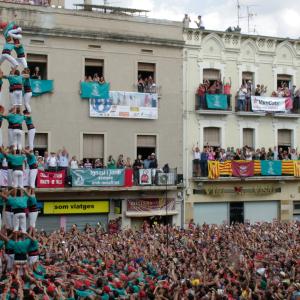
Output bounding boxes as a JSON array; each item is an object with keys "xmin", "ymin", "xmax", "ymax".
[
  {"xmin": 89, "ymin": 91, "xmax": 158, "ymax": 119},
  {"xmin": 206, "ymin": 94, "xmax": 228, "ymax": 110},
  {"xmin": 251, "ymin": 96, "xmax": 292, "ymax": 112},
  {"xmin": 261, "ymin": 161, "xmax": 282, "ymax": 176},
  {"xmin": 31, "ymin": 80, "xmax": 54, "ymax": 97},
  {"xmin": 139, "ymin": 169, "xmax": 152, "ymax": 185},
  {"xmin": 80, "ymin": 82, "xmax": 110, "ymax": 99}
]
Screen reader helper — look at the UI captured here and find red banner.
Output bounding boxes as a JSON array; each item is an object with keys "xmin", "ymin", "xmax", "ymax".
[
  {"xmin": 37, "ymin": 170, "xmax": 65, "ymax": 188},
  {"xmin": 232, "ymin": 161, "xmax": 254, "ymax": 177}
]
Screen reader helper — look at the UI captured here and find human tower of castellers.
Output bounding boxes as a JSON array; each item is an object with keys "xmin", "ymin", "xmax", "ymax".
[{"xmin": 0, "ymin": 17, "xmax": 40, "ymax": 271}]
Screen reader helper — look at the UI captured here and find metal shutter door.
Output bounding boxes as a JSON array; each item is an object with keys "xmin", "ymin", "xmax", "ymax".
[
  {"xmin": 66, "ymin": 214, "xmax": 108, "ymax": 231},
  {"xmin": 278, "ymin": 130, "xmax": 291, "ymax": 146},
  {"xmin": 83, "ymin": 134, "xmax": 104, "ymax": 159},
  {"xmin": 244, "ymin": 201, "xmax": 278, "ymax": 224},
  {"xmin": 36, "ymin": 216, "xmax": 60, "ymax": 233},
  {"xmin": 194, "ymin": 203, "xmax": 228, "ymax": 225}
]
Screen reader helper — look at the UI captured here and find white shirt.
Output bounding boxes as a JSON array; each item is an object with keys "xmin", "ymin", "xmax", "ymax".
[
  {"xmin": 193, "ymin": 151, "xmax": 201, "ymax": 160},
  {"xmin": 70, "ymin": 160, "xmax": 78, "ymax": 169},
  {"xmin": 47, "ymin": 156, "xmax": 58, "ymax": 167},
  {"xmin": 59, "ymin": 154, "xmax": 69, "ymax": 167}
]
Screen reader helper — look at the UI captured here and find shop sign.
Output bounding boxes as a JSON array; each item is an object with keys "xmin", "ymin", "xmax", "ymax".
[
  {"xmin": 44, "ymin": 201, "xmax": 110, "ymax": 214},
  {"xmin": 204, "ymin": 186, "xmax": 224, "ymax": 196},
  {"xmin": 127, "ymin": 198, "xmax": 175, "ymax": 212}
]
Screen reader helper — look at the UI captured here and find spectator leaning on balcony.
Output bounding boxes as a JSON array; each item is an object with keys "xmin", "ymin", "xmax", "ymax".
[
  {"xmin": 200, "ymin": 146, "xmax": 208, "ymax": 177},
  {"xmin": 237, "ymin": 85, "xmax": 247, "ymax": 111},
  {"xmin": 107, "ymin": 155, "xmax": 116, "ymax": 169},
  {"xmin": 137, "ymin": 74, "xmax": 144, "ymax": 93},
  {"xmin": 197, "ymin": 83, "xmax": 206, "ymax": 109},
  {"xmin": 143, "ymin": 155, "xmax": 151, "ymax": 169},
  {"xmin": 57, "ymin": 147, "xmax": 69, "ymax": 172},
  {"xmin": 133, "ymin": 154, "xmax": 143, "ymax": 184},
  {"xmin": 31, "ymin": 66, "xmax": 41, "ymax": 80},
  {"xmin": 47, "ymin": 152, "xmax": 58, "ymax": 172},
  {"xmin": 94, "ymin": 158, "xmax": 103, "ymax": 169},
  {"xmin": 116, "ymin": 154, "xmax": 125, "ymax": 168},
  {"xmin": 69, "ymin": 156, "xmax": 79, "ymax": 169},
  {"xmin": 125, "ymin": 157, "xmax": 132, "ymax": 168},
  {"xmin": 83, "ymin": 158, "xmax": 92, "ymax": 169},
  {"xmin": 192, "ymin": 145, "xmax": 201, "ymax": 176}
]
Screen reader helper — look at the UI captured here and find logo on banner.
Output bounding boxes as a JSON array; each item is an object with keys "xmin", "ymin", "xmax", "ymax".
[
  {"xmin": 32, "ymin": 81, "xmax": 42, "ymax": 94},
  {"xmin": 267, "ymin": 161, "xmax": 275, "ymax": 175},
  {"xmin": 91, "ymin": 84, "xmax": 100, "ymax": 97}
]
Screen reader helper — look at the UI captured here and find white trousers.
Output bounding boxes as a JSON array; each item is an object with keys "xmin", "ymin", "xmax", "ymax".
[
  {"xmin": 13, "ymin": 212, "xmax": 26, "ymax": 232},
  {"xmin": 0, "ymin": 54, "xmax": 18, "ymax": 68},
  {"xmin": 5, "ymin": 211, "xmax": 13, "ymax": 229},
  {"xmin": 9, "ymin": 92, "xmax": 13, "ymax": 108},
  {"xmin": 5, "ymin": 254, "xmax": 14, "ymax": 271},
  {"xmin": 8, "ymin": 128, "xmax": 13, "ymax": 147},
  {"xmin": 28, "ymin": 211, "xmax": 38, "ymax": 228},
  {"xmin": 28, "ymin": 255, "xmax": 39, "ymax": 265},
  {"xmin": 12, "ymin": 90, "xmax": 22, "ymax": 106},
  {"xmin": 24, "ymin": 92, "xmax": 32, "ymax": 112},
  {"xmin": 28, "ymin": 128, "xmax": 36, "ymax": 150},
  {"xmin": 8, "ymin": 27, "xmax": 22, "ymax": 40},
  {"xmin": 16, "ymin": 57, "xmax": 27, "ymax": 69},
  {"xmin": 7, "ymin": 169, "xmax": 13, "ymax": 187},
  {"xmin": 13, "ymin": 129, "xmax": 23, "ymax": 150},
  {"xmin": 29, "ymin": 168, "xmax": 38, "ymax": 188},
  {"xmin": 12, "ymin": 170, "xmax": 23, "ymax": 188}
]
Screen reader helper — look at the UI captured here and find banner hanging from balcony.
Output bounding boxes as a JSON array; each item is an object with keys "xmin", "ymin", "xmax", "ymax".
[
  {"xmin": 251, "ymin": 96, "xmax": 293, "ymax": 112},
  {"xmin": 232, "ymin": 161, "xmax": 254, "ymax": 177},
  {"xmin": 36, "ymin": 171, "xmax": 65, "ymax": 188},
  {"xmin": 294, "ymin": 161, "xmax": 300, "ymax": 177},
  {"xmin": 31, "ymin": 80, "xmax": 54, "ymax": 97},
  {"xmin": 89, "ymin": 91, "xmax": 158, "ymax": 119},
  {"xmin": 206, "ymin": 94, "xmax": 228, "ymax": 110},
  {"xmin": 208, "ymin": 161, "xmax": 220, "ymax": 179},
  {"xmin": 80, "ymin": 82, "xmax": 110, "ymax": 99},
  {"xmin": 261, "ymin": 160, "xmax": 282, "ymax": 176},
  {"xmin": 127, "ymin": 198, "xmax": 175, "ymax": 212},
  {"xmin": 70, "ymin": 169, "xmax": 124, "ymax": 187}
]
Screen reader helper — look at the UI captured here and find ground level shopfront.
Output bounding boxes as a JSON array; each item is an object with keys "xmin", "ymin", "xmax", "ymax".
[
  {"xmin": 35, "ymin": 185, "xmax": 182, "ymax": 232},
  {"xmin": 185, "ymin": 177, "xmax": 300, "ymax": 225}
]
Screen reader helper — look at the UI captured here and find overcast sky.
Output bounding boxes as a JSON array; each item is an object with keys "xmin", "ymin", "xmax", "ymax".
[{"xmin": 67, "ymin": 0, "xmax": 300, "ymax": 38}]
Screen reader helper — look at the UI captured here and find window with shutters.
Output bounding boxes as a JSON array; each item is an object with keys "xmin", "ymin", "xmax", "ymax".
[
  {"xmin": 243, "ymin": 128, "xmax": 254, "ymax": 148},
  {"xmin": 27, "ymin": 54, "xmax": 47, "ymax": 80},
  {"xmin": 138, "ymin": 62, "xmax": 155, "ymax": 81},
  {"xmin": 203, "ymin": 68, "xmax": 221, "ymax": 85},
  {"xmin": 278, "ymin": 129, "xmax": 292, "ymax": 151},
  {"xmin": 85, "ymin": 58, "xmax": 104, "ymax": 80},
  {"xmin": 136, "ymin": 135, "xmax": 156, "ymax": 160},
  {"xmin": 83, "ymin": 134, "xmax": 104, "ymax": 165},
  {"xmin": 25, "ymin": 132, "xmax": 48, "ymax": 156},
  {"xmin": 203, "ymin": 127, "xmax": 220, "ymax": 147},
  {"xmin": 277, "ymin": 74, "xmax": 292, "ymax": 89}
]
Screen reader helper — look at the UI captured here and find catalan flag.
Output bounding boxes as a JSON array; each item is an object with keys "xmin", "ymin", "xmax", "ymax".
[
  {"xmin": 208, "ymin": 161, "xmax": 220, "ymax": 179},
  {"xmin": 293, "ymin": 161, "xmax": 300, "ymax": 177}
]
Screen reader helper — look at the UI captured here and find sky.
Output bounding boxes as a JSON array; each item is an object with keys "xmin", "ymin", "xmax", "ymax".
[{"xmin": 66, "ymin": 0, "xmax": 300, "ymax": 38}]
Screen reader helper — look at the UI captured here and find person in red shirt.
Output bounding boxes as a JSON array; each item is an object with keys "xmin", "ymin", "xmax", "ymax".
[
  {"xmin": 197, "ymin": 84, "xmax": 206, "ymax": 109},
  {"xmin": 223, "ymin": 77, "xmax": 232, "ymax": 109}
]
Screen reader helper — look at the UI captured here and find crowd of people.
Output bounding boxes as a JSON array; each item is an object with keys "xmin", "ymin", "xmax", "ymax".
[
  {"xmin": 196, "ymin": 79, "xmax": 232, "ymax": 110},
  {"xmin": 137, "ymin": 75, "xmax": 157, "ymax": 94},
  {"xmin": 0, "ymin": 222, "xmax": 298, "ymax": 299},
  {"xmin": 84, "ymin": 73, "xmax": 107, "ymax": 85},
  {"xmin": 192, "ymin": 145, "xmax": 300, "ymax": 177}
]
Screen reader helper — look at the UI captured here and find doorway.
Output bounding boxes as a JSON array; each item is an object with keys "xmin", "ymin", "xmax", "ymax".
[{"xmin": 230, "ymin": 202, "xmax": 244, "ymax": 224}]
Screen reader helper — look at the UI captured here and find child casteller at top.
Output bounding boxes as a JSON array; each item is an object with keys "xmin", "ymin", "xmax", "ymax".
[{"xmin": 0, "ymin": 14, "xmax": 28, "ymax": 71}]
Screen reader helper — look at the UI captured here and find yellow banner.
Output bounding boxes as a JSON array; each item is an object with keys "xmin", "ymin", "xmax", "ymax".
[{"xmin": 44, "ymin": 201, "xmax": 110, "ymax": 215}]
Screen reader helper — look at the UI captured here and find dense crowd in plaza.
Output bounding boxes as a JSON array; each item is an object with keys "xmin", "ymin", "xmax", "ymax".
[{"xmin": 0, "ymin": 222, "xmax": 298, "ymax": 299}]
